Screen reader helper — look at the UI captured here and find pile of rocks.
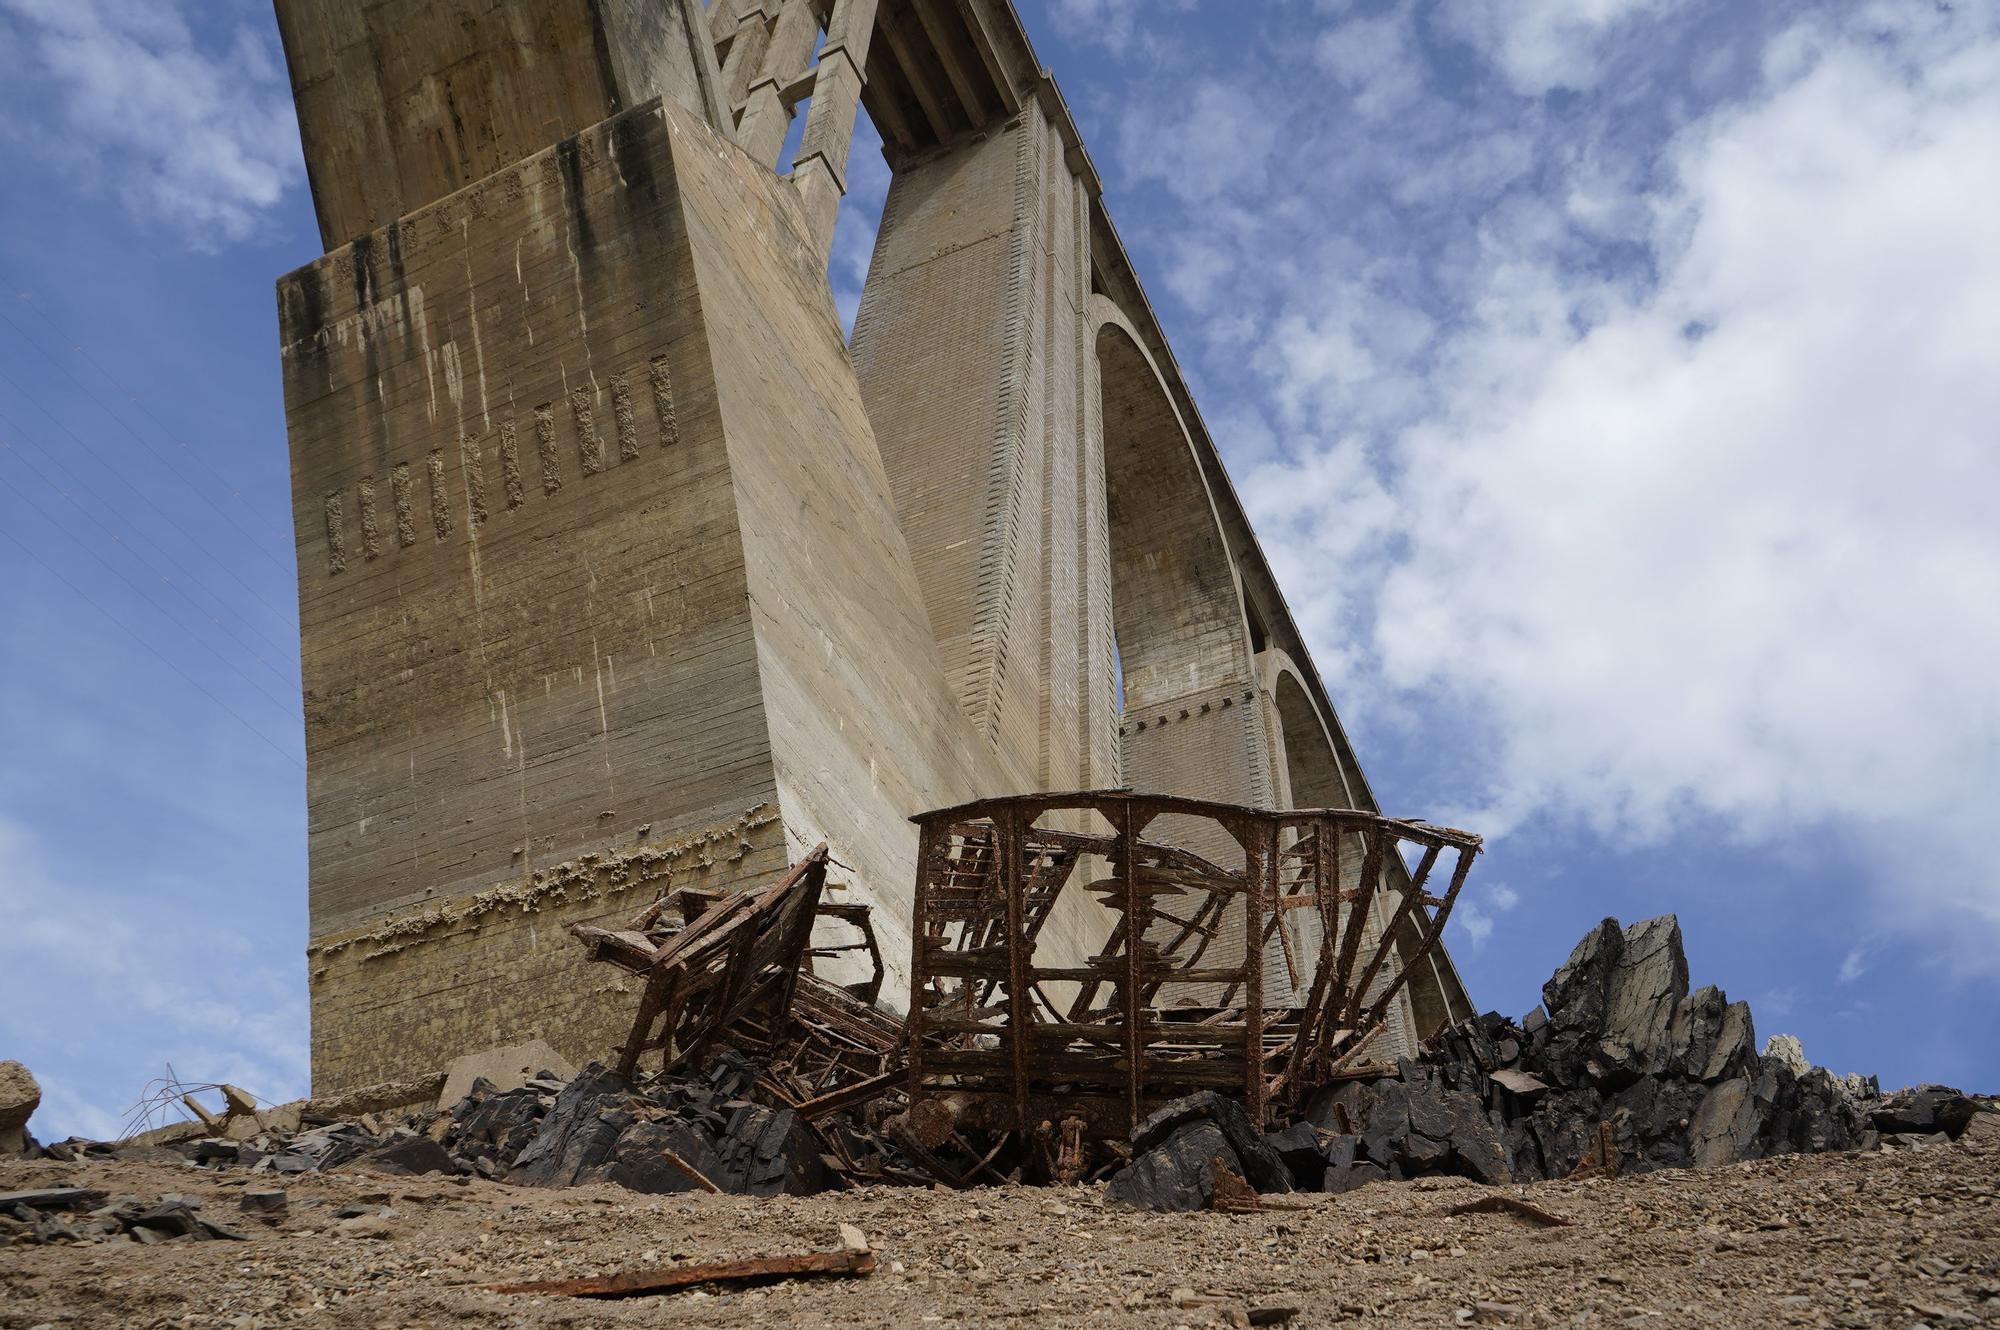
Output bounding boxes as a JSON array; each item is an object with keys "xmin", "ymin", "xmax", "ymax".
[
  {"xmin": 502, "ymin": 1055, "xmax": 831, "ymax": 1195},
  {"xmin": 1106, "ymin": 915, "xmax": 1992, "ymax": 1209},
  {"xmin": 0, "ymin": 1187, "xmax": 250, "ymax": 1246},
  {"xmin": 1299, "ymin": 915, "xmax": 1987, "ymax": 1192},
  {"xmin": 40, "ymin": 1053, "xmax": 845, "ymax": 1199}
]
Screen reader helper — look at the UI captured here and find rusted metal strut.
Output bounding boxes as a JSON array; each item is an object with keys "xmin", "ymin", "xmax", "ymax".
[{"xmin": 906, "ymin": 791, "xmax": 1482, "ymax": 1142}]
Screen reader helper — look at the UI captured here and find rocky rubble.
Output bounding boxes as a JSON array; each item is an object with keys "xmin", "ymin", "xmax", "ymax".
[
  {"xmin": 9, "ymin": 913, "xmax": 1991, "ymax": 1229},
  {"xmin": 1211, "ymin": 914, "xmax": 1986, "ymax": 1202},
  {"xmin": 0, "ymin": 1186, "xmax": 249, "ymax": 1245},
  {"xmin": 1107, "ymin": 915, "xmax": 1991, "ymax": 1209},
  {"xmin": 13, "ymin": 1052, "xmax": 863, "ymax": 1211}
]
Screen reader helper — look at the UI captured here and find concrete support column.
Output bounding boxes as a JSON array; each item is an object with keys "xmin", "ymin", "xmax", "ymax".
[
  {"xmin": 718, "ymin": 4, "xmax": 779, "ymax": 120},
  {"xmin": 850, "ymin": 103, "xmax": 1096, "ymax": 792},
  {"xmin": 738, "ymin": 0, "xmax": 819, "ymax": 167},
  {"xmin": 708, "ymin": 0, "xmax": 745, "ymax": 44},
  {"xmin": 792, "ymin": 0, "xmax": 880, "ymax": 261}
]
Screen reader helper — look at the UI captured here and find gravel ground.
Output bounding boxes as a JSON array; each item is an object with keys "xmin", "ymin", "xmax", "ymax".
[{"xmin": 3, "ymin": 1126, "xmax": 1996, "ymax": 1329}]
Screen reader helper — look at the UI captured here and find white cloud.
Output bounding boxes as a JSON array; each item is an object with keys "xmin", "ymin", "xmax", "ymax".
[
  {"xmin": 1838, "ymin": 947, "xmax": 1868, "ymax": 985},
  {"xmin": 0, "ymin": 815, "xmax": 308, "ymax": 1141},
  {"xmin": 1051, "ymin": 0, "xmax": 1198, "ymax": 54},
  {"xmin": 0, "ymin": 0, "xmax": 302, "ymax": 245},
  {"xmin": 1116, "ymin": 78, "xmax": 1277, "ymax": 204},
  {"xmin": 1315, "ymin": 10, "xmax": 1426, "ymax": 121},
  {"xmin": 1247, "ymin": 7, "xmax": 2000, "ymax": 968},
  {"xmin": 1439, "ymin": 0, "xmax": 1685, "ymax": 95},
  {"xmin": 1451, "ymin": 879, "xmax": 1521, "ymax": 948}
]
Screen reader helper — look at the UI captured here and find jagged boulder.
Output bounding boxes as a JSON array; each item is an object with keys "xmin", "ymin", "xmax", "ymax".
[
  {"xmin": 1871, "ymin": 1086, "xmax": 1980, "ymax": 1138},
  {"xmin": 1540, "ymin": 918, "xmax": 1625, "ymax": 1085},
  {"xmin": 1302, "ymin": 1069, "xmax": 1509, "ymax": 1185},
  {"xmin": 1107, "ymin": 1120, "xmax": 1238, "ymax": 1211},
  {"xmin": 1542, "ymin": 916, "xmax": 1691, "ymax": 1088},
  {"xmin": 1, "ymin": 1061, "xmax": 40, "ymax": 1155},
  {"xmin": 1762, "ymin": 1034, "xmax": 1810, "ymax": 1078},
  {"xmin": 1689, "ymin": 1076, "xmax": 1761, "ymax": 1168},
  {"xmin": 508, "ymin": 1063, "xmax": 634, "ymax": 1187},
  {"xmin": 1112, "ymin": 1088, "xmax": 1296, "ymax": 1208},
  {"xmin": 1108, "ymin": 1092, "xmax": 1292, "ymax": 1211},
  {"xmin": 1671, "ymin": 986, "xmax": 1757, "ymax": 1083}
]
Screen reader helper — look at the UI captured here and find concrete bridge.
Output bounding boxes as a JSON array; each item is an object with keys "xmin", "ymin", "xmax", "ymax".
[{"xmin": 271, "ymin": 0, "xmax": 1470, "ymax": 1091}]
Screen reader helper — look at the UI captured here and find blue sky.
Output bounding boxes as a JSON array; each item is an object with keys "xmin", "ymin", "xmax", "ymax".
[{"xmin": 1, "ymin": 0, "xmax": 1995, "ymax": 1141}]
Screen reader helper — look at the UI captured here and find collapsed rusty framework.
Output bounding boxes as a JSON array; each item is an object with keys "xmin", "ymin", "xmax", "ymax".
[
  {"xmin": 908, "ymin": 793, "xmax": 1482, "ymax": 1138},
  {"xmin": 571, "ymin": 847, "xmax": 902, "ymax": 1111},
  {"xmin": 575, "ymin": 791, "xmax": 1481, "ymax": 1185}
]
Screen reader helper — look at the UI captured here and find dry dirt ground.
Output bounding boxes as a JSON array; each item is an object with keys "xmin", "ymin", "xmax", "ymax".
[{"xmin": 3, "ymin": 1129, "xmax": 1996, "ymax": 1330}]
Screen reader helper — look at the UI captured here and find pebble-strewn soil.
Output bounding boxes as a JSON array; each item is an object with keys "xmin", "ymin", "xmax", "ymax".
[{"xmin": 3, "ymin": 1127, "xmax": 1996, "ymax": 1329}]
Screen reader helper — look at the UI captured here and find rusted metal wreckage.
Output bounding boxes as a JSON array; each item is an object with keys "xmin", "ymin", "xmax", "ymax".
[{"xmin": 572, "ymin": 790, "xmax": 1482, "ymax": 1186}]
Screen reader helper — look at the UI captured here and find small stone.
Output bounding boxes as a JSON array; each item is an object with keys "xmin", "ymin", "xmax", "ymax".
[
  {"xmin": 336, "ymin": 1215, "xmax": 394, "ymax": 1240},
  {"xmin": 239, "ymin": 1191, "xmax": 288, "ymax": 1216}
]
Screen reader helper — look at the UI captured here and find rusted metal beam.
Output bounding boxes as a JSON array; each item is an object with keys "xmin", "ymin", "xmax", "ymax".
[{"xmin": 490, "ymin": 1242, "xmax": 876, "ymax": 1298}]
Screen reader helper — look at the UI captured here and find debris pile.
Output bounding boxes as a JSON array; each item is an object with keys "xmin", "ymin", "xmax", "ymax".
[
  {"xmin": 1265, "ymin": 914, "xmax": 1989, "ymax": 1197},
  {"xmin": 0, "ymin": 1187, "xmax": 247, "ymax": 1246},
  {"xmin": 10, "ymin": 814, "xmax": 1994, "ymax": 1228}
]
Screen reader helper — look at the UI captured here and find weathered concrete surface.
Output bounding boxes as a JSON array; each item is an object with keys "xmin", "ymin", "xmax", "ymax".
[
  {"xmin": 274, "ymin": 0, "xmax": 726, "ymax": 248},
  {"xmin": 282, "ymin": 97, "xmax": 991, "ymax": 1089}
]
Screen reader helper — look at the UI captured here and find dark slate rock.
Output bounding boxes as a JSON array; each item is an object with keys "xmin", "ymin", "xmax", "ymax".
[
  {"xmin": 1596, "ymin": 916, "xmax": 1690, "ymax": 1086},
  {"xmin": 1322, "ymin": 1160, "xmax": 1386, "ymax": 1194},
  {"xmin": 1405, "ymin": 1083, "xmax": 1454, "ymax": 1144},
  {"xmin": 457, "ymin": 1087, "xmax": 545, "ymax": 1161},
  {"xmin": 1107, "ymin": 1120, "xmax": 1233, "ymax": 1212},
  {"xmin": 1442, "ymin": 1093, "xmax": 1511, "ymax": 1184},
  {"xmin": 1689, "ymin": 1077, "xmax": 1761, "ymax": 1169},
  {"xmin": 1502, "ymin": 1121, "xmax": 1546, "ymax": 1181},
  {"xmin": 356, "ymin": 1133, "xmax": 455, "ymax": 1176},
  {"xmin": 129, "ymin": 1202, "xmax": 246, "ymax": 1242},
  {"xmin": 1304, "ymin": 1080, "xmax": 1374, "ymax": 1137},
  {"xmin": 1787, "ymin": 1068, "xmax": 1866, "ymax": 1154},
  {"xmin": 1543, "ymin": 919, "xmax": 1624, "ymax": 1037},
  {"xmin": 1527, "ymin": 1089, "xmax": 1608, "ymax": 1177},
  {"xmin": 1871, "ymin": 1086, "xmax": 1979, "ymax": 1138},
  {"xmin": 1613, "ymin": 1075, "xmax": 1707, "ymax": 1173},
  {"xmin": 193, "ymin": 1139, "xmax": 239, "ymax": 1165},
  {"xmin": 1321, "ymin": 1133, "xmax": 1359, "ymax": 1172},
  {"xmin": 510, "ymin": 1063, "xmax": 635, "ymax": 1188},
  {"xmin": 592, "ymin": 1120, "xmax": 721, "ymax": 1195},
  {"xmin": 1264, "ymin": 1122, "xmax": 1325, "ymax": 1190},
  {"xmin": 1128, "ymin": 1092, "xmax": 1290, "ymax": 1194},
  {"xmin": 0, "ymin": 1188, "xmax": 106, "ymax": 1211},
  {"xmin": 1400, "ymin": 1131, "xmax": 1451, "ymax": 1169},
  {"xmin": 1356, "ymin": 1082, "xmax": 1412, "ymax": 1166},
  {"xmin": 728, "ymin": 1106, "xmax": 828, "ymax": 1197},
  {"xmin": 1702, "ymin": 1000, "xmax": 1757, "ymax": 1084}
]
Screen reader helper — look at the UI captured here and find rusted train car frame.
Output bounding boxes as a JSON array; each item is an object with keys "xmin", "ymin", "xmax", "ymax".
[{"xmin": 907, "ymin": 792, "xmax": 1481, "ymax": 1137}]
